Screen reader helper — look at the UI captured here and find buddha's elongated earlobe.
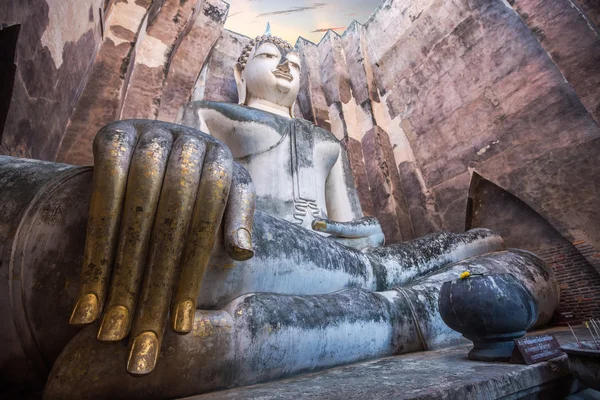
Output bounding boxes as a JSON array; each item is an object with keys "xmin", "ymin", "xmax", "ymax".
[
  {"xmin": 289, "ymin": 102, "xmax": 296, "ymax": 118},
  {"xmin": 234, "ymin": 63, "xmax": 247, "ymax": 105}
]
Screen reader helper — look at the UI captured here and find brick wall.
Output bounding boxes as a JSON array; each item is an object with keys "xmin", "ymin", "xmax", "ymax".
[
  {"xmin": 535, "ymin": 242, "xmax": 600, "ymax": 319},
  {"xmin": 573, "ymin": 239, "xmax": 600, "ymax": 276}
]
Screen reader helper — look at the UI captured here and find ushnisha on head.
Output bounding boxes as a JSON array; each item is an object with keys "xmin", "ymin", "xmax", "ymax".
[{"xmin": 234, "ymin": 33, "xmax": 301, "ymax": 119}]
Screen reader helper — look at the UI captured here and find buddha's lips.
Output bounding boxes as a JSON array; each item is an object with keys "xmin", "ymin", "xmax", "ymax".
[{"xmin": 272, "ymin": 70, "xmax": 293, "ymax": 81}]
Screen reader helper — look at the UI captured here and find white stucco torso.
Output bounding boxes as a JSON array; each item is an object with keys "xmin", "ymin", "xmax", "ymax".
[{"xmin": 177, "ymin": 101, "xmax": 360, "ymax": 230}]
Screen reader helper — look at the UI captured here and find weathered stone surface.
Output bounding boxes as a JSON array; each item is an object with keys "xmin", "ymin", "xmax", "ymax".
[
  {"xmin": 429, "ymin": 172, "xmax": 470, "ymax": 233},
  {"xmin": 157, "ymin": 0, "xmax": 229, "ymax": 122},
  {"xmin": 397, "ymin": 160, "xmax": 443, "ymax": 237},
  {"xmin": 192, "ymin": 29, "xmax": 250, "ymax": 103},
  {"xmin": 0, "ymin": 157, "xmax": 87, "ymax": 388},
  {"xmin": 439, "ymin": 273, "xmax": 538, "ymax": 361},
  {"xmin": 340, "ymin": 19, "xmax": 431, "ymax": 242},
  {"xmin": 341, "ymin": 137, "xmax": 374, "ymax": 217},
  {"xmin": 313, "ymin": 24, "xmax": 418, "ymax": 236},
  {"xmin": 120, "ymin": 0, "xmax": 199, "ymax": 120},
  {"xmin": 377, "ymin": 130, "xmax": 415, "ymax": 242},
  {"xmin": 469, "ymin": 174, "xmax": 563, "ymax": 250},
  {"xmin": 360, "ymin": 0, "xmax": 600, "ymax": 255},
  {"xmin": 342, "ymin": 22, "xmax": 373, "ymax": 108},
  {"xmin": 56, "ymin": 0, "xmax": 233, "ymax": 164},
  {"xmin": 488, "ymin": 138, "xmax": 600, "ymax": 257},
  {"xmin": 43, "ymin": 248, "xmax": 557, "ymax": 399},
  {"xmin": 55, "ymin": 0, "xmax": 153, "ymax": 165},
  {"xmin": 511, "ymin": 0, "xmax": 600, "ymax": 125},
  {"xmin": 0, "ymin": 0, "xmax": 103, "ymax": 160},
  {"xmin": 295, "ymin": 38, "xmax": 330, "ymax": 130},
  {"xmin": 188, "ymin": 327, "xmax": 592, "ymax": 400},
  {"xmin": 362, "ymin": 126, "xmax": 414, "ymax": 243},
  {"xmin": 342, "ymin": 26, "xmax": 385, "ymax": 142},
  {"xmin": 574, "ymin": 0, "xmax": 600, "ymax": 29},
  {"xmin": 318, "ymin": 31, "xmax": 352, "ymax": 140},
  {"xmin": 318, "ymin": 32, "xmax": 352, "ymax": 107}
]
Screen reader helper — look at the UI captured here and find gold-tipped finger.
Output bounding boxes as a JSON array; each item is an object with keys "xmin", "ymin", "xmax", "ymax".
[
  {"xmin": 127, "ymin": 331, "xmax": 160, "ymax": 376},
  {"xmin": 230, "ymin": 228, "xmax": 254, "ymax": 261},
  {"xmin": 128, "ymin": 134, "xmax": 205, "ymax": 374},
  {"xmin": 312, "ymin": 220, "xmax": 327, "ymax": 231},
  {"xmin": 97, "ymin": 305, "xmax": 129, "ymax": 341},
  {"xmin": 69, "ymin": 293, "xmax": 99, "ymax": 325},
  {"xmin": 72, "ymin": 122, "xmax": 138, "ymax": 326},
  {"xmin": 173, "ymin": 299, "xmax": 195, "ymax": 334},
  {"xmin": 100, "ymin": 128, "xmax": 173, "ymax": 341},
  {"xmin": 171, "ymin": 144, "xmax": 233, "ymax": 333}
]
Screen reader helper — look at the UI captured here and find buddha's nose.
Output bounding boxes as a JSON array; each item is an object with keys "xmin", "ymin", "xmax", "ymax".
[{"xmin": 277, "ymin": 60, "xmax": 291, "ymax": 74}]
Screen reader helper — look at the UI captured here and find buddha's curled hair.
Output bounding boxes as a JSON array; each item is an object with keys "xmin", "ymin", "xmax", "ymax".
[{"xmin": 237, "ymin": 35, "xmax": 294, "ymax": 71}]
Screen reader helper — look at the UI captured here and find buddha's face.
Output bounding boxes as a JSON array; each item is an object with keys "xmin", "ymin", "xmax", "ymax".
[{"xmin": 241, "ymin": 41, "xmax": 301, "ymax": 110}]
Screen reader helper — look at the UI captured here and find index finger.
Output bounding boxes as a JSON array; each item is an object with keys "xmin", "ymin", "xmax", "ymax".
[{"xmin": 70, "ymin": 122, "xmax": 137, "ymax": 325}]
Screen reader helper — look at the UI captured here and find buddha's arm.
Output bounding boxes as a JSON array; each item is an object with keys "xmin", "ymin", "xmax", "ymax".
[{"xmin": 319, "ymin": 147, "xmax": 385, "ymax": 249}]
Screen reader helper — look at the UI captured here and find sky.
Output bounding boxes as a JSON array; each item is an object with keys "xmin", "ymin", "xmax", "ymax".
[{"xmin": 223, "ymin": 0, "xmax": 383, "ymax": 44}]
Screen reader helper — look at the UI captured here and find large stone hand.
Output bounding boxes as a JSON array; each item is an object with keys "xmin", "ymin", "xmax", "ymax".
[{"xmin": 67, "ymin": 120, "xmax": 255, "ymax": 375}]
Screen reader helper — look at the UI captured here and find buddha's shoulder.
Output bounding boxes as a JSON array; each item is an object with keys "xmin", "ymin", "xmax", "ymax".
[
  {"xmin": 181, "ymin": 101, "xmax": 340, "ymax": 147},
  {"xmin": 183, "ymin": 101, "xmax": 289, "ymax": 130}
]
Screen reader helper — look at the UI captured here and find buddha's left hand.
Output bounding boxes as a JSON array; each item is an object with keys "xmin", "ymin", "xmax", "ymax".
[{"xmin": 312, "ymin": 216, "xmax": 384, "ymax": 250}]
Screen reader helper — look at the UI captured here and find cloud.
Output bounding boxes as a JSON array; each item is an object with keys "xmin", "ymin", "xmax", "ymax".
[
  {"xmin": 311, "ymin": 27, "xmax": 345, "ymax": 33},
  {"xmin": 257, "ymin": 3, "xmax": 327, "ymax": 18}
]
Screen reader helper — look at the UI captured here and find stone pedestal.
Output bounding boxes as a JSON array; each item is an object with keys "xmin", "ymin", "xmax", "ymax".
[{"xmin": 187, "ymin": 327, "xmax": 594, "ymax": 400}]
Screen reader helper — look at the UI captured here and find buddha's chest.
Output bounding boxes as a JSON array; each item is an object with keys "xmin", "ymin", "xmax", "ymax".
[
  {"xmin": 236, "ymin": 131, "xmax": 339, "ymax": 228},
  {"xmin": 190, "ymin": 103, "xmax": 341, "ymax": 229}
]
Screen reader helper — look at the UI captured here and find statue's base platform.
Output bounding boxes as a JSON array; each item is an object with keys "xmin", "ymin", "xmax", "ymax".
[{"xmin": 187, "ymin": 327, "xmax": 598, "ymax": 400}]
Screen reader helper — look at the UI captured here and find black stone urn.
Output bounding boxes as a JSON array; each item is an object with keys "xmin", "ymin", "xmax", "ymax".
[{"xmin": 438, "ymin": 273, "xmax": 538, "ymax": 361}]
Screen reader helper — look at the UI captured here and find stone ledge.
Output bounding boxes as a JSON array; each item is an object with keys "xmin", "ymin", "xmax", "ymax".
[{"xmin": 187, "ymin": 327, "xmax": 592, "ymax": 400}]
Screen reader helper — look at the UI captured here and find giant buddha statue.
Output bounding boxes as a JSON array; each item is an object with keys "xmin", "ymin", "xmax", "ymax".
[{"xmin": 0, "ymin": 31, "xmax": 559, "ymax": 399}]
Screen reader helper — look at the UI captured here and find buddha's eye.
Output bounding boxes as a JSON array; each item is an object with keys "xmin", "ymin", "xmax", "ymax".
[
  {"xmin": 261, "ymin": 53, "xmax": 278, "ymax": 59},
  {"xmin": 289, "ymin": 62, "xmax": 300, "ymax": 69}
]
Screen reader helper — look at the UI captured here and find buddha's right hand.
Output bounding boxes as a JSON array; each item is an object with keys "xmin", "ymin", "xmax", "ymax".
[
  {"xmin": 68, "ymin": 120, "xmax": 255, "ymax": 375},
  {"xmin": 312, "ymin": 216, "xmax": 385, "ymax": 250}
]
